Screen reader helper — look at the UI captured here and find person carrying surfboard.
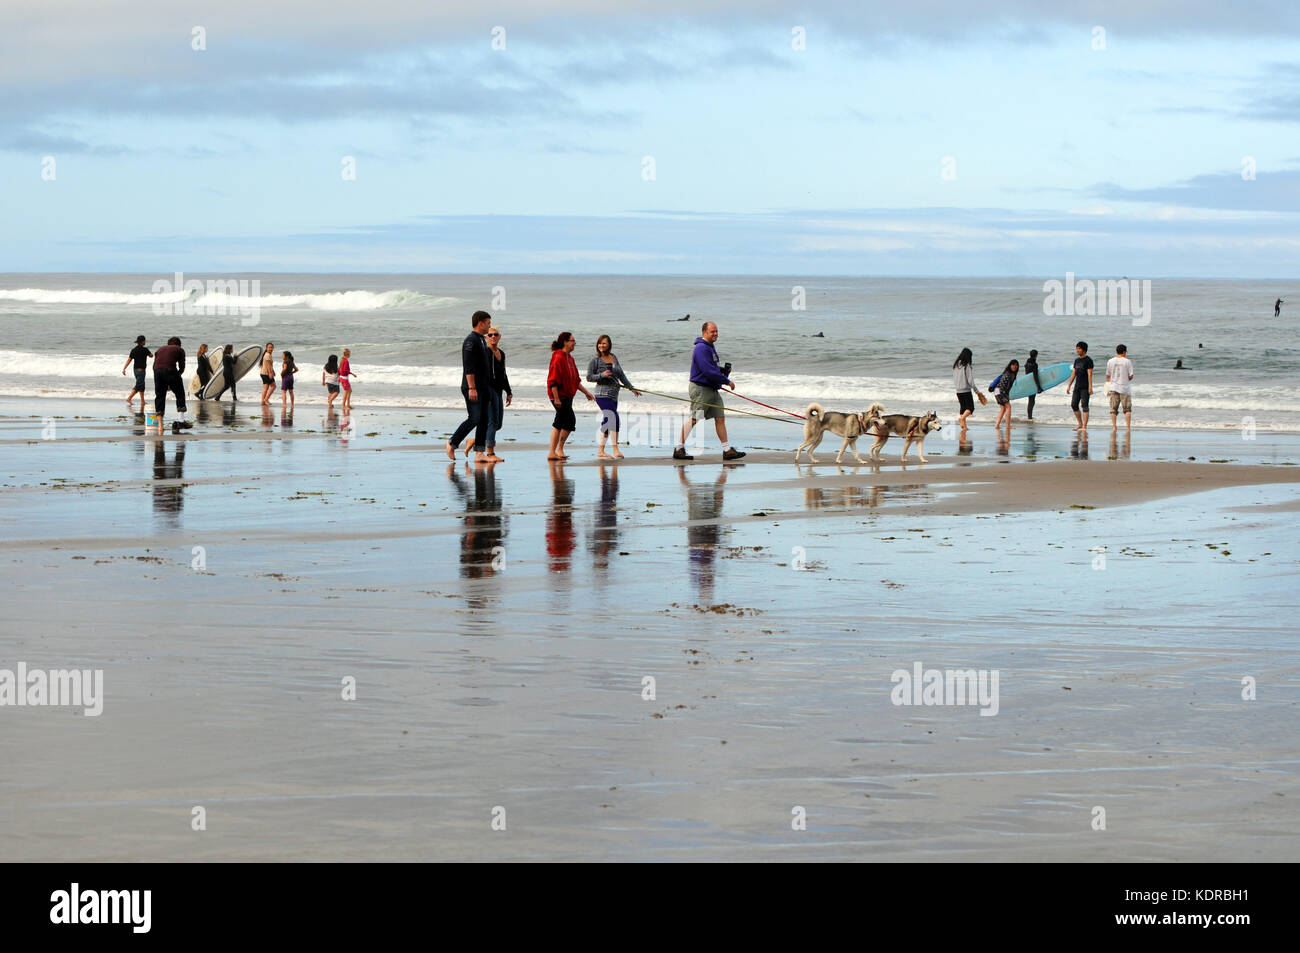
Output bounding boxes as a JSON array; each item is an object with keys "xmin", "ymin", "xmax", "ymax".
[{"xmin": 1023, "ymin": 349, "xmax": 1043, "ymax": 420}]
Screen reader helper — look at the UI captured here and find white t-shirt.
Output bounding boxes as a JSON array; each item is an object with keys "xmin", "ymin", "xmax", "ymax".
[{"xmin": 1106, "ymin": 356, "xmax": 1134, "ymax": 394}]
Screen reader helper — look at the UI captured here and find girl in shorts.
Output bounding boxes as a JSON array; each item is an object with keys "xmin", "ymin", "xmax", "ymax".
[
  {"xmin": 339, "ymin": 348, "xmax": 356, "ymax": 413},
  {"xmin": 323, "ymin": 354, "xmax": 340, "ymax": 411},
  {"xmin": 281, "ymin": 351, "xmax": 300, "ymax": 412},
  {"xmin": 992, "ymin": 358, "xmax": 1020, "ymax": 430}
]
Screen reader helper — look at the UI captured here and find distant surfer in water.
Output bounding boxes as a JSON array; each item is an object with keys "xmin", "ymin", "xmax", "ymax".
[
  {"xmin": 1276, "ymin": 298, "xmax": 1284, "ymax": 317},
  {"xmin": 1174, "ymin": 359, "xmax": 1188, "ymax": 370}
]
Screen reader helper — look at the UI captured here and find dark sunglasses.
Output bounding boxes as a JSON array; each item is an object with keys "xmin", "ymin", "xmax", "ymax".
[{"xmin": 487, "ymin": 332, "xmax": 500, "ymax": 337}]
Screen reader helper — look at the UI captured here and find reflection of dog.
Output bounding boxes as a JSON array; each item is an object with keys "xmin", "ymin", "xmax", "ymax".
[
  {"xmin": 796, "ymin": 403, "xmax": 885, "ymax": 463},
  {"xmin": 869, "ymin": 412, "xmax": 942, "ymax": 463}
]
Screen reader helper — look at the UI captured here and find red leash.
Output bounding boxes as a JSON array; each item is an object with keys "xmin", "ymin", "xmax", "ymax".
[{"xmin": 731, "ymin": 390, "xmax": 806, "ymax": 420}]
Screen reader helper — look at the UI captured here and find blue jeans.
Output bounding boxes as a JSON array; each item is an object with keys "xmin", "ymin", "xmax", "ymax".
[{"xmin": 484, "ymin": 389, "xmax": 504, "ymax": 447}]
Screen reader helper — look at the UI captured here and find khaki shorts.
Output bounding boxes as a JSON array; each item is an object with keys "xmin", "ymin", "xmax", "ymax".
[
  {"xmin": 1108, "ymin": 391, "xmax": 1132, "ymax": 414},
  {"xmin": 688, "ymin": 383, "xmax": 724, "ymax": 419}
]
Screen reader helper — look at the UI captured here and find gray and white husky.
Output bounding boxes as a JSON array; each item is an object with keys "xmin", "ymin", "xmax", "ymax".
[
  {"xmin": 795, "ymin": 402, "xmax": 885, "ymax": 463},
  {"xmin": 868, "ymin": 411, "xmax": 943, "ymax": 463}
]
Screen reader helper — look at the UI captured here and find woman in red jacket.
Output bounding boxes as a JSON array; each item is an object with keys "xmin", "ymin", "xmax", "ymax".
[{"xmin": 547, "ymin": 331, "xmax": 595, "ymax": 460}]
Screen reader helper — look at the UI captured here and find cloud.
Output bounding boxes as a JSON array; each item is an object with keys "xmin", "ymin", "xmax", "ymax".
[{"xmin": 1092, "ymin": 167, "xmax": 1300, "ymax": 212}]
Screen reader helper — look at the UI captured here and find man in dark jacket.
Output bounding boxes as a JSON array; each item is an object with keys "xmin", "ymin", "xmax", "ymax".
[
  {"xmin": 446, "ymin": 311, "xmax": 494, "ymax": 463},
  {"xmin": 673, "ymin": 321, "xmax": 745, "ymax": 461},
  {"xmin": 152, "ymin": 336, "xmax": 190, "ymax": 427}
]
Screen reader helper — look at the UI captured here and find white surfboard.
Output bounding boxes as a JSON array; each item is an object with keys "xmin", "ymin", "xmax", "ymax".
[
  {"xmin": 199, "ymin": 346, "xmax": 263, "ymax": 400},
  {"xmin": 188, "ymin": 352, "xmax": 223, "ymax": 395}
]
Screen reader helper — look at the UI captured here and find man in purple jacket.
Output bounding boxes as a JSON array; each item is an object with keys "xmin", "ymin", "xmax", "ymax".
[{"xmin": 673, "ymin": 321, "xmax": 746, "ymax": 461}]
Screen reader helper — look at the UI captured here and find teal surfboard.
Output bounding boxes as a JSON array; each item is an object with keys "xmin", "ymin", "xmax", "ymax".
[{"xmin": 1006, "ymin": 361, "xmax": 1072, "ymax": 401}]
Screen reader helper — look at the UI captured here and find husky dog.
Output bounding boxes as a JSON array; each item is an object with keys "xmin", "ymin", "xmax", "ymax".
[
  {"xmin": 795, "ymin": 402, "xmax": 885, "ymax": 463},
  {"xmin": 869, "ymin": 411, "xmax": 943, "ymax": 463}
]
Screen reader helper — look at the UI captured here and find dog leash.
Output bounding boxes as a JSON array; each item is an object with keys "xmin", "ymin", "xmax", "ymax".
[
  {"xmin": 730, "ymin": 390, "xmax": 807, "ymax": 420},
  {"xmin": 608, "ymin": 382, "xmax": 803, "ymax": 425}
]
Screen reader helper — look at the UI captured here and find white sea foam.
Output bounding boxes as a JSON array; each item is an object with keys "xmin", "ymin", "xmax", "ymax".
[{"xmin": 0, "ymin": 287, "xmax": 456, "ymax": 312}]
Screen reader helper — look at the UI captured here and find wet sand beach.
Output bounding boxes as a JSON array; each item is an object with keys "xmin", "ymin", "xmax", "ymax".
[{"xmin": 2, "ymin": 397, "xmax": 1298, "ymax": 861}]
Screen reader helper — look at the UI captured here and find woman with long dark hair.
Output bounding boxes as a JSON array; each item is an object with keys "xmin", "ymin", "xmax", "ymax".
[
  {"xmin": 546, "ymin": 331, "xmax": 595, "ymax": 460},
  {"xmin": 992, "ymin": 358, "xmax": 1020, "ymax": 429},
  {"xmin": 952, "ymin": 347, "xmax": 986, "ymax": 435},
  {"xmin": 586, "ymin": 334, "xmax": 640, "ymax": 459}
]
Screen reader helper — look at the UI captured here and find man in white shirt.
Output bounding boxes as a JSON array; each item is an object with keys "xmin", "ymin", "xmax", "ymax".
[{"xmin": 1106, "ymin": 344, "xmax": 1135, "ymax": 433}]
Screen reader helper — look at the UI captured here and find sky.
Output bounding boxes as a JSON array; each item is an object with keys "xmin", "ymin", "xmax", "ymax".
[{"xmin": 3, "ymin": 0, "xmax": 1300, "ymax": 275}]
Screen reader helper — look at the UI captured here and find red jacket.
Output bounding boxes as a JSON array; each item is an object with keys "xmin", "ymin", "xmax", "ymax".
[{"xmin": 547, "ymin": 350, "xmax": 579, "ymax": 399}]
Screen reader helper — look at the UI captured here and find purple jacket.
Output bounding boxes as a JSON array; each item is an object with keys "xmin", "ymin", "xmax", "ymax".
[{"xmin": 689, "ymin": 336, "xmax": 730, "ymax": 389}]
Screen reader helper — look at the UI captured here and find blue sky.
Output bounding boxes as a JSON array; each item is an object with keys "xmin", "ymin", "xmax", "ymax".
[{"xmin": 3, "ymin": 1, "xmax": 1300, "ymax": 275}]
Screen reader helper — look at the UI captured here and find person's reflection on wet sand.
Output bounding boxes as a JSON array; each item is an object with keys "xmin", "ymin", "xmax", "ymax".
[
  {"xmin": 323, "ymin": 410, "xmax": 339, "ymax": 433},
  {"xmin": 1108, "ymin": 430, "xmax": 1131, "ymax": 460},
  {"xmin": 995, "ymin": 427, "xmax": 1011, "ymax": 458},
  {"xmin": 1021, "ymin": 430, "xmax": 1040, "ymax": 459},
  {"xmin": 447, "ymin": 461, "xmax": 507, "ymax": 587},
  {"xmin": 589, "ymin": 462, "xmax": 620, "ymax": 573},
  {"xmin": 280, "ymin": 411, "xmax": 294, "ymax": 432},
  {"xmin": 956, "ymin": 432, "xmax": 974, "ymax": 460},
  {"xmin": 1071, "ymin": 434, "xmax": 1090, "ymax": 459},
  {"xmin": 677, "ymin": 465, "xmax": 732, "ymax": 603},
  {"xmin": 152, "ymin": 439, "xmax": 186, "ymax": 522},
  {"xmin": 545, "ymin": 459, "xmax": 576, "ymax": 574},
  {"xmin": 260, "ymin": 405, "xmax": 275, "ymax": 431}
]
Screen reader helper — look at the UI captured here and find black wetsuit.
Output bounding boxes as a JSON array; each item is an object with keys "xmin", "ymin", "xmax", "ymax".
[{"xmin": 1024, "ymin": 356, "xmax": 1043, "ymax": 418}]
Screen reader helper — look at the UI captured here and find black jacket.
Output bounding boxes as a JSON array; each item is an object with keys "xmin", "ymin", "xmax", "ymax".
[{"xmin": 460, "ymin": 332, "xmax": 491, "ymax": 390}]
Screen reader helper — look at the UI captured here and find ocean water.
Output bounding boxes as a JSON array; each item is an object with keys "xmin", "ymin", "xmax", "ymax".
[{"xmin": 2, "ymin": 274, "xmax": 1296, "ymax": 430}]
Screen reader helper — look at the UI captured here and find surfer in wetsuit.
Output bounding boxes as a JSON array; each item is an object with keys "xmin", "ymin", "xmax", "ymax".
[
  {"xmin": 1023, "ymin": 349, "xmax": 1043, "ymax": 420},
  {"xmin": 218, "ymin": 344, "xmax": 237, "ymax": 400},
  {"xmin": 1276, "ymin": 298, "xmax": 1284, "ymax": 317},
  {"xmin": 195, "ymin": 344, "xmax": 213, "ymax": 392}
]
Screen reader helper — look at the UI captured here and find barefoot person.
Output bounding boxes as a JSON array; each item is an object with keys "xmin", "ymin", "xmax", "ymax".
[
  {"xmin": 673, "ymin": 321, "xmax": 745, "ymax": 461},
  {"xmin": 259, "ymin": 343, "xmax": 276, "ymax": 405},
  {"xmin": 194, "ymin": 344, "xmax": 213, "ymax": 395},
  {"xmin": 446, "ymin": 311, "xmax": 494, "ymax": 464},
  {"xmin": 281, "ymin": 350, "xmax": 300, "ymax": 413},
  {"xmin": 462, "ymin": 325, "xmax": 512, "ymax": 460},
  {"xmin": 587, "ymin": 334, "xmax": 640, "ymax": 459},
  {"xmin": 1023, "ymin": 349, "xmax": 1043, "ymax": 420},
  {"xmin": 1106, "ymin": 343, "xmax": 1135, "ymax": 433},
  {"xmin": 215, "ymin": 344, "xmax": 239, "ymax": 401},
  {"xmin": 122, "ymin": 335, "xmax": 151, "ymax": 411},
  {"xmin": 1065, "ymin": 340, "xmax": 1094, "ymax": 433},
  {"xmin": 323, "ymin": 354, "xmax": 340, "ymax": 410},
  {"xmin": 339, "ymin": 348, "xmax": 356, "ymax": 413},
  {"xmin": 547, "ymin": 331, "xmax": 594, "ymax": 460},
  {"xmin": 952, "ymin": 347, "xmax": 986, "ymax": 436},
  {"xmin": 992, "ymin": 358, "xmax": 1019, "ymax": 430}
]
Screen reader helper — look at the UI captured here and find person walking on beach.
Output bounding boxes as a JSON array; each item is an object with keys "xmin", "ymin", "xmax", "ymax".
[
  {"xmin": 216, "ymin": 344, "xmax": 238, "ymax": 401},
  {"xmin": 1065, "ymin": 340, "xmax": 1094, "ymax": 433},
  {"xmin": 194, "ymin": 343, "xmax": 214, "ymax": 395},
  {"xmin": 152, "ymin": 336, "xmax": 190, "ymax": 427},
  {"xmin": 259, "ymin": 343, "xmax": 276, "ymax": 405},
  {"xmin": 122, "ymin": 335, "xmax": 151, "ymax": 411},
  {"xmin": 280, "ymin": 351, "xmax": 300, "ymax": 413},
  {"xmin": 952, "ymin": 348, "xmax": 986, "ymax": 436},
  {"xmin": 587, "ymin": 334, "xmax": 641, "ymax": 459},
  {"xmin": 447, "ymin": 311, "xmax": 496, "ymax": 464},
  {"xmin": 674, "ymin": 321, "xmax": 745, "ymax": 461},
  {"xmin": 1276, "ymin": 298, "xmax": 1284, "ymax": 317},
  {"xmin": 1106, "ymin": 343, "xmax": 1134, "ymax": 433},
  {"xmin": 992, "ymin": 358, "xmax": 1019, "ymax": 430},
  {"xmin": 1023, "ymin": 349, "xmax": 1043, "ymax": 420},
  {"xmin": 339, "ymin": 348, "xmax": 356, "ymax": 413},
  {"xmin": 323, "ymin": 354, "xmax": 340, "ymax": 410},
  {"xmin": 460, "ymin": 325, "xmax": 513, "ymax": 459},
  {"xmin": 547, "ymin": 331, "xmax": 595, "ymax": 461}
]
